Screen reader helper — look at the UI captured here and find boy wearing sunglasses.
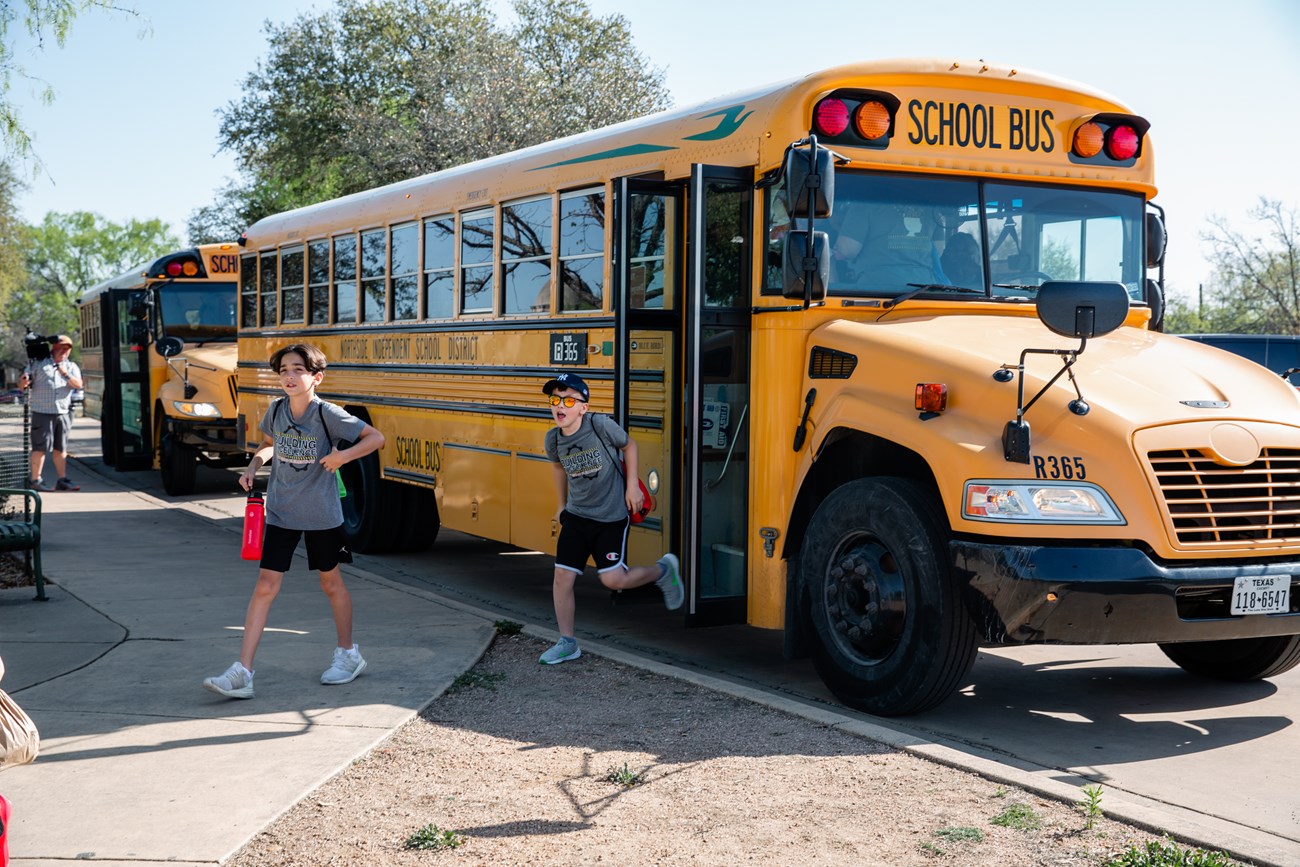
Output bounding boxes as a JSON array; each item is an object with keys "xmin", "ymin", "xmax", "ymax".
[{"xmin": 539, "ymin": 372, "xmax": 682, "ymax": 665}]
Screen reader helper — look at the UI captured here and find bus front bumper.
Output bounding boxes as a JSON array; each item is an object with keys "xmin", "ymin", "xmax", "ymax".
[{"xmin": 951, "ymin": 541, "xmax": 1300, "ymax": 645}]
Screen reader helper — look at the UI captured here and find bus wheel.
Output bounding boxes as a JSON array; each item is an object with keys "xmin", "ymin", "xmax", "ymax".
[
  {"xmin": 800, "ymin": 477, "xmax": 978, "ymax": 716},
  {"xmin": 1159, "ymin": 636, "xmax": 1300, "ymax": 681},
  {"xmin": 338, "ymin": 449, "xmax": 405, "ymax": 554},
  {"xmin": 160, "ymin": 435, "xmax": 197, "ymax": 496}
]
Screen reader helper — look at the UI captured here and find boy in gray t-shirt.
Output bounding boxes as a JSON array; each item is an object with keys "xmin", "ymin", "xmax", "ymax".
[
  {"xmin": 538, "ymin": 372, "xmax": 682, "ymax": 665},
  {"xmin": 204, "ymin": 343, "xmax": 385, "ymax": 699}
]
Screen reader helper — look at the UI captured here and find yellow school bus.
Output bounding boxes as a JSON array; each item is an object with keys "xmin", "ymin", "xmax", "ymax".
[
  {"xmin": 79, "ymin": 244, "xmax": 244, "ymax": 494},
  {"xmin": 237, "ymin": 58, "xmax": 1300, "ymax": 714}
]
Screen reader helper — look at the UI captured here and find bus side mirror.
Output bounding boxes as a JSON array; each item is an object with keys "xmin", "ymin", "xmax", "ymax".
[
  {"xmin": 784, "ymin": 146, "xmax": 834, "ymax": 218},
  {"xmin": 127, "ymin": 320, "xmax": 150, "ymax": 344},
  {"xmin": 782, "ymin": 230, "xmax": 829, "ymax": 301},
  {"xmin": 128, "ymin": 291, "xmax": 149, "ymax": 319},
  {"xmin": 156, "ymin": 336, "xmax": 184, "ymax": 357},
  {"xmin": 1036, "ymin": 281, "xmax": 1129, "ymax": 339},
  {"xmin": 1145, "ymin": 278, "xmax": 1166, "ymax": 332},
  {"xmin": 1145, "ymin": 212, "xmax": 1166, "ymax": 268}
]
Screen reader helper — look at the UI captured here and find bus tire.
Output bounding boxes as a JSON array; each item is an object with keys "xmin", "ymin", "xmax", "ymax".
[
  {"xmin": 339, "ymin": 448, "xmax": 385, "ymax": 553},
  {"xmin": 160, "ymin": 435, "xmax": 197, "ymax": 496},
  {"xmin": 800, "ymin": 477, "xmax": 978, "ymax": 716},
  {"xmin": 1159, "ymin": 635, "xmax": 1300, "ymax": 681}
]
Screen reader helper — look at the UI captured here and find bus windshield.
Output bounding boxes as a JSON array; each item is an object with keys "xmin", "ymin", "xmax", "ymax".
[
  {"xmin": 157, "ymin": 283, "xmax": 238, "ymax": 342},
  {"xmin": 770, "ymin": 172, "xmax": 1146, "ymax": 302}
]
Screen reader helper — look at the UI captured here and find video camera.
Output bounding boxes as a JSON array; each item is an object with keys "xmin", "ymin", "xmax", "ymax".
[{"xmin": 24, "ymin": 331, "xmax": 56, "ymax": 362}]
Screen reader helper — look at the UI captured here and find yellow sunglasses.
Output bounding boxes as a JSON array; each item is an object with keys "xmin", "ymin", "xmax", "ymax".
[{"xmin": 548, "ymin": 395, "xmax": 585, "ymax": 408}]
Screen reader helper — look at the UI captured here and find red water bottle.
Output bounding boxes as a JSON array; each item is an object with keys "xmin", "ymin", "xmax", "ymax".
[
  {"xmin": 1, "ymin": 792, "xmax": 10, "ymax": 867},
  {"xmin": 241, "ymin": 491, "xmax": 265, "ymax": 560}
]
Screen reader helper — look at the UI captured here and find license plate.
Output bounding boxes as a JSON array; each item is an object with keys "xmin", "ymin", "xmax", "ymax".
[{"xmin": 1230, "ymin": 575, "xmax": 1291, "ymax": 615}]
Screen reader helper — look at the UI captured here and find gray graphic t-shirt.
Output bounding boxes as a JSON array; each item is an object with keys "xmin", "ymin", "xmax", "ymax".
[
  {"xmin": 259, "ymin": 397, "xmax": 366, "ymax": 530},
  {"xmin": 544, "ymin": 413, "xmax": 629, "ymax": 523}
]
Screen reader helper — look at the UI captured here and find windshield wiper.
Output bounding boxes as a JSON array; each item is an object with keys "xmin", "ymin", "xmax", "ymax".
[
  {"xmin": 882, "ymin": 283, "xmax": 986, "ymax": 309},
  {"xmin": 992, "ymin": 283, "xmax": 1041, "ymax": 292}
]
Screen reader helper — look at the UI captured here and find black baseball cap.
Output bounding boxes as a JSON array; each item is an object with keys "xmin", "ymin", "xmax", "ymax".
[{"xmin": 541, "ymin": 372, "xmax": 589, "ymax": 402}]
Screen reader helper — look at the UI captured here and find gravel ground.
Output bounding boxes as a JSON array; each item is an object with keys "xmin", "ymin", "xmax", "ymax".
[{"xmin": 224, "ymin": 632, "xmax": 1248, "ymax": 867}]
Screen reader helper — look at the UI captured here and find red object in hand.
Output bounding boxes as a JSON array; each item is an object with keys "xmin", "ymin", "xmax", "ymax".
[
  {"xmin": 241, "ymin": 492, "xmax": 265, "ymax": 560},
  {"xmin": 630, "ymin": 479, "xmax": 655, "ymax": 524},
  {"xmin": 1, "ymin": 792, "xmax": 10, "ymax": 867}
]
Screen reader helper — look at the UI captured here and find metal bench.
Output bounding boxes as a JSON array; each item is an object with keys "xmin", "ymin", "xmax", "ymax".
[{"xmin": 0, "ymin": 488, "xmax": 44, "ymax": 601}]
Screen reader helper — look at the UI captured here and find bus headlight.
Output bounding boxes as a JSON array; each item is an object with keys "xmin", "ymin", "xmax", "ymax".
[
  {"xmin": 963, "ymin": 480, "xmax": 1125, "ymax": 524},
  {"xmin": 173, "ymin": 401, "xmax": 221, "ymax": 418}
]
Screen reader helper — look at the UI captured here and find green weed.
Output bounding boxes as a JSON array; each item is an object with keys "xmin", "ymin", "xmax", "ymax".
[
  {"xmin": 990, "ymin": 802, "xmax": 1042, "ymax": 831},
  {"xmin": 403, "ymin": 823, "xmax": 463, "ymax": 851},
  {"xmin": 934, "ymin": 826, "xmax": 984, "ymax": 844},
  {"xmin": 1079, "ymin": 783, "xmax": 1104, "ymax": 830},
  {"xmin": 1104, "ymin": 837, "xmax": 1238, "ymax": 866},
  {"xmin": 494, "ymin": 619, "xmax": 523, "ymax": 635},
  {"xmin": 603, "ymin": 762, "xmax": 645, "ymax": 788}
]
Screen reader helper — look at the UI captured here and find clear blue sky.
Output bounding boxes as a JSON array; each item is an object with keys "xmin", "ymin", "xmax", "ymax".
[{"xmin": 8, "ymin": 0, "xmax": 1299, "ymax": 303}]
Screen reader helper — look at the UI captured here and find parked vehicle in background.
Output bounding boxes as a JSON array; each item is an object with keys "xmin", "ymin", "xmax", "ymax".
[
  {"xmin": 79, "ymin": 245, "xmax": 244, "ymax": 495},
  {"xmin": 1178, "ymin": 333, "xmax": 1300, "ymax": 379}
]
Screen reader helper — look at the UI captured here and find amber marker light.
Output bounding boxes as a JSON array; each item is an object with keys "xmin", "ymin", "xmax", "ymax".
[
  {"xmin": 1072, "ymin": 121, "xmax": 1104, "ymax": 158},
  {"xmin": 854, "ymin": 100, "xmax": 891, "ymax": 140},
  {"xmin": 915, "ymin": 382, "xmax": 947, "ymax": 413}
]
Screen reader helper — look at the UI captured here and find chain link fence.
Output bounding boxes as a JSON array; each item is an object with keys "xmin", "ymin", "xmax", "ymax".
[{"xmin": 0, "ymin": 393, "xmax": 30, "ymax": 493}]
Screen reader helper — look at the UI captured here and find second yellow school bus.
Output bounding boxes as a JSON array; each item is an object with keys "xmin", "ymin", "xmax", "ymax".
[
  {"xmin": 236, "ymin": 58, "xmax": 1300, "ymax": 714},
  {"xmin": 80, "ymin": 244, "xmax": 244, "ymax": 494}
]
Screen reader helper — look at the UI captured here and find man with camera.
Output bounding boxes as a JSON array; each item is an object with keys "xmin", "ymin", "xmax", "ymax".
[{"xmin": 19, "ymin": 334, "xmax": 83, "ymax": 492}]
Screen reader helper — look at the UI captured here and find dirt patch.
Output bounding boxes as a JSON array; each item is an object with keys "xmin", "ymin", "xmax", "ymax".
[
  {"xmin": 0, "ymin": 552, "xmax": 35, "ymax": 589},
  {"xmin": 225, "ymin": 633, "xmax": 1243, "ymax": 866}
]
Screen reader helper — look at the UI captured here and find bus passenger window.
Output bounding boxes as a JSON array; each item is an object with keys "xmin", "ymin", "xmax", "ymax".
[
  {"xmin": 332, "ymin": 234, "xmax": 358, "ymax": 324},
  {"xmin": 240, "ymin": 254, "xmax": 257, "ymax": 327},
  {"xmin": 391, "ymin": 222, "xmax": 418, "ymax": 321},
  {"xmin": 280, "ymin": 245, "xmax": 304, "ymax": 324},
  {"xmin": 559, "ymin": 189, "xmax": 604, "ymax": 312},
  {"xmin": 461, "ymin": 208, "xmax": 494, "ymax": 314},
  {"xmin": 423, "ymin": 216, "xmax": 454, "ymax": 319},
  {"xmin": 360, "ymin": 229, "xmax": 386, "ymax": 322},
  {"xmin": 307, "ymin": 240, "xmax": 330, "ymax": 324},
  {"xmin": 502, "ymin": 197, "xmax": 552, "ymax": 315},
  {"xmin": 258, "ymin": 252, "xmax": 277, "ymax": 327}
]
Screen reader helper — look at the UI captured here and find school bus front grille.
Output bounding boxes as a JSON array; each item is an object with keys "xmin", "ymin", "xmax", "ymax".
[{"xmin": 1149, "ymin": 447, "xmax": 1300, "ymax": 545}]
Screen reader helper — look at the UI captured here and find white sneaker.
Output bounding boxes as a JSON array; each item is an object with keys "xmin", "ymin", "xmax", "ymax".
[
  {"xmin": 321, "ymin": 645, "xmax": 366, "ymax": 685},
  {"xmin": 204, "ymin": 661, "xmax": 254, "ymax": 699}
]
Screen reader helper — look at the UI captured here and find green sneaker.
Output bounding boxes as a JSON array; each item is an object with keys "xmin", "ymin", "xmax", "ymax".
[
  {"xmin": 656, "ymin": 553, "xmax": 683, "ymax": 610},
  {"xmin": 539, "ymin": 638, "xmax": 581, "ymax": 665}
]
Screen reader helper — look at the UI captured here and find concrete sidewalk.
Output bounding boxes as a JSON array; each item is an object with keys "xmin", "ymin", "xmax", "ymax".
[{"xmin": 0, "ymin": 461, "xmax": 496, "ymax": 864}]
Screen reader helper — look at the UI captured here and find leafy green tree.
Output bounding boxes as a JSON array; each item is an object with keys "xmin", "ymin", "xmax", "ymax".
[
  {"xmin": 0, "ymin": 211, "xmax": 178, "ymax": 367},
  {"xmin": 192, "ymin": 0, "xmax": 670, "ymax": 242},
  {"xmin": 0, "ymin": 161, "xmax": 26, "ymax": 309},
  {"xmin": 1175, "ymin": 198, "xmax": 1300, "ymax": 335},
  {"xmin": 24, "ymin": 210, "xmax": 178, "ymax": 297},
  {"xmin": 1, "ymin": 1, "xmax": 137, "ymax": 160}
]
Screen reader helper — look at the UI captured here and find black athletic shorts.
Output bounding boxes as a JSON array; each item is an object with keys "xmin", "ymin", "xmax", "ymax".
[
  {"xmin": 554, "ymin": 510, "xmax": 629, "ymax": 575},
  {"xmin": 260, "ymin": 523, "xmax": 353, "ymax": 573}
]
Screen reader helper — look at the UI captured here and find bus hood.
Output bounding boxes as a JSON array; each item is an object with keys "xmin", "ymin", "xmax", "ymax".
[
  {"xmin": 814, "ymin": 312, "xmax": 1300, "ymax": 430},
  {"xmin": 174, "ymin": 342, "xmax": 237, "ymax": 373}
]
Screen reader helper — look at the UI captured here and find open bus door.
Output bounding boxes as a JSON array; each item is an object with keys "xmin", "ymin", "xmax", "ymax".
[
  {"xmin": 614, "ymin": 166, "xmax": 753, "ymax": 627},
  {"xmin": 97, "ymin": 288, "xmax": 152, "ymax": 470}
]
